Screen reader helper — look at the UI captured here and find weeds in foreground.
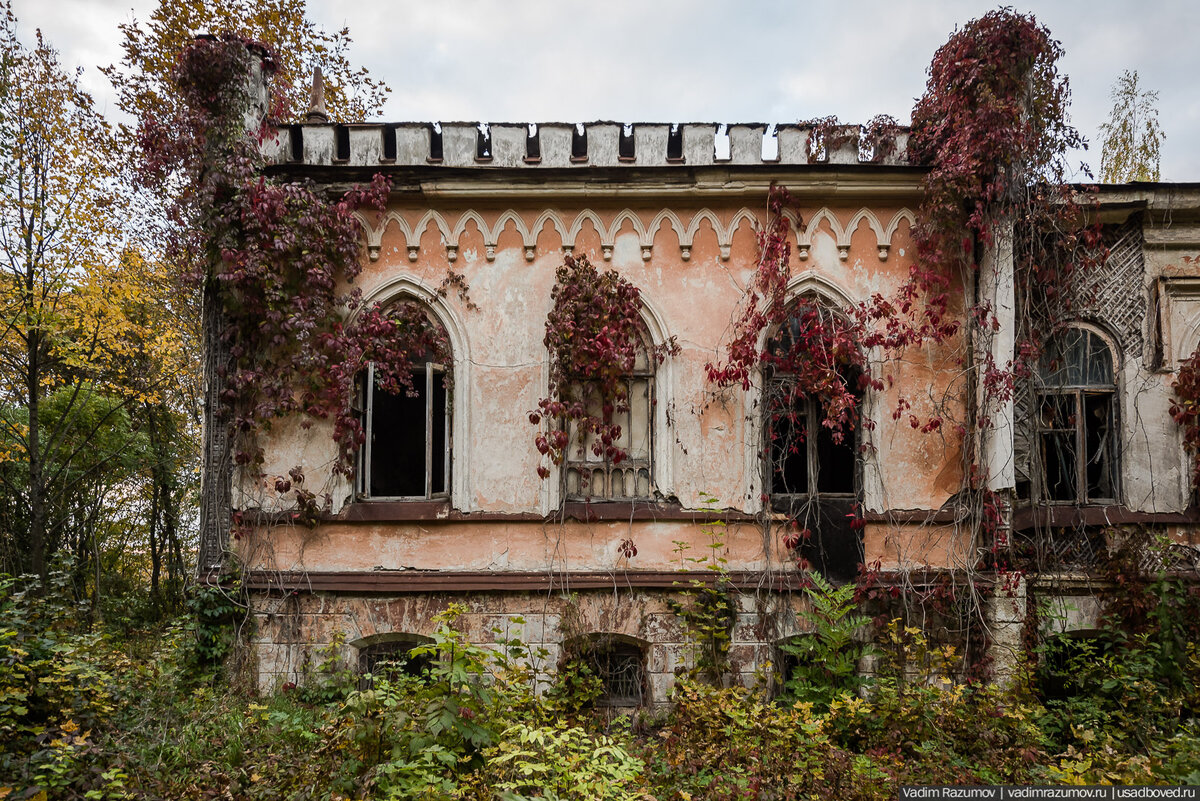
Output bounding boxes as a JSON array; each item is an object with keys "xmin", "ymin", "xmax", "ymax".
[{"xmin": 3, "ymin": 572, "xmax": 1200, "ymax": 798}]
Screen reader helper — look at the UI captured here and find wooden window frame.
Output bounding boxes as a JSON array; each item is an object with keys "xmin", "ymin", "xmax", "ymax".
[
  {"xmin": 1034, "ymin": 326, "xmax": 1119, "ymax": 506},
  {"xmin": 358, "ymin": 360, "xmax": 451, "ymax": 501},
  {"xmin": 563, "ymin": 326, "xmax": 656, "ymax": 502}
]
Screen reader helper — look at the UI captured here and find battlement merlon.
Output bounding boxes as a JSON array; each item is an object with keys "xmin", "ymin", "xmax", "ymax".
[{"xmin": 260, "ymin": 121, "xmax": 912, "ymax": 172}]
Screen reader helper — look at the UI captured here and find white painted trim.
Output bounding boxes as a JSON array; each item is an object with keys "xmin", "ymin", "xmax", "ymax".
[{"xmin": 354, "ymin": 276, "xmax": 474, "ymax": 511}]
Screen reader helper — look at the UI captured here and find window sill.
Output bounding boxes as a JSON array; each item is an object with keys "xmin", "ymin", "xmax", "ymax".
[
  {"xmin": 558, "ymin": 500, "xmax": 756, "ymax": 523},
  {"xmin": 1012, "ymin": 503, "xmax": 1200, "ymax": 530},
  {"xmin": 340, "ymin": 500, "xmax": 458, "ymax": 522}
]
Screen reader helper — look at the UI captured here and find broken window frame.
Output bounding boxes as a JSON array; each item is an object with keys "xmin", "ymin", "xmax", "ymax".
[
  {"xmin": 761, "ymin": 301, "xmax": 865, "ymax": 581},
  {"xmin": 1034, "ymin": 325, "xmax": 1119, "ymax": 505},
  {"xmin": 567, "ymin": 634, "xmax": 648, "ymax": 707},
  {"xmin": 762, "ymin": 307, "xmax": 862, "ymax": 513},
  {"xmin": 357, "ymin": 358, "xmax": 452, "ymax": 501},
  {"xmin": 563, "ymin": 324, "xmax": 656, "ymax": 502},
  {"xmin": 357, "ymin": 634, "xmax": 435, "ymax": 690}
]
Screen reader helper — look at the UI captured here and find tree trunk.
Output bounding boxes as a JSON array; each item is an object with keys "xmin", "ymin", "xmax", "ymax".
[
  {"xmin": 27, "ymin": 327, "xmax": 46, "ymax": 582},
  {"xmin": 197, "ymin": 277, "xmax": 233, "ymax": 577}
]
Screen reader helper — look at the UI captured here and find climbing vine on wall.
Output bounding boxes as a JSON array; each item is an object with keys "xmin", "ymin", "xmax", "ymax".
[
  {"xmin": 802, "ymin": 114, "xmax": 901, "ymax": 164},
  {"xmin": 140, "ymin": 35, "xmax": 449, "ymax": 525},
  {"xmin": 910, "ymin": 9, "xmax": 1102, "ymax": 362},
  {"xmin": 705, "ymin": 10, "xmax": 1103, "ymax": 598},
  {"xmin": 530, "ymin": 254, "xmax": 675, "ymax": 482},
  {"xmin": 1170, "ymin": 350, "xmax": 1200, "ymax": 491}
]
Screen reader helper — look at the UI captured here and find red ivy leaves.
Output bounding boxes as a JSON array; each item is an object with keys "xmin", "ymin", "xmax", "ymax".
[
  {"xmin": 706, "ymin": 188, "xmax": 795, "ymax": 392},
  {"xmin": 711, "ymin": 11, "xmax": 1096, "ymax": 522},
  {"xmin": 532, "ymin": 254, "xmax": 674, "ymax": 477},
  {"xmin": 1171, "ymin": 350, "xmax": 1200, "ymax": 490},
  {"xmin": 144, "ymin": 37, "xmax": 452, "ymax": 524}
]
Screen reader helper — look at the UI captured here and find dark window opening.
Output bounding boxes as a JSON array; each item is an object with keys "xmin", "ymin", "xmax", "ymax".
[
  {"xmin": 771, "ymin": 399, "xmax": 809, "ymax": 496},
  {"xmin": 358, "ymin": 637, "xmax": 434, "ymax": 690},
  {"xmin": 475, "ymin": 123, "xmax": 492, "ymax": 160},
  {"xmin": 428, "ymin": 123, "xmax": 443, "ymax": 162},
  {"xmin": 335, "ymin": 124, "xmax": 350, "ymax": 161},
  {"xmin": 571, "ymin": 124, "xmax": 587, "ymax": 161},
  {"xmin": 361, "ymin": 363, "xmax": 449, "ymax": 499},
  {"xmin": 765, "ymin": 301, "xmax": 864, "ymax": 580},
  {"xmin": 525, "ymin": 123, "xmax": 541, "ymax": 161},
  {"xmin": 382, "ymin": 125, "xmax": 397, "ymax": 161},
  {"xmin": 1035, "ymin": 327, "xmax": 1117, "ymax": 504},
  {"xmin": 619, "ymin": 124, "xmax": 635, "ymax": 161},
  {"xmin": 569, "ymin": 636, "xmax": 646, "ymax": 707},
  {"xmin": 288, "ymin": 124, "xmax": 303, "ymax": 162},
  {"xmin": 1035, "ymin": 631, "xmax": 1110, "ymax": 703},
  {"xmin": 666, "ymin": 124, "xmax": 683, "ymax": 162}
]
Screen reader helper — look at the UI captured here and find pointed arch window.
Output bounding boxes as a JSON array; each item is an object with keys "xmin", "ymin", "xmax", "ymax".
[
  {"xmin": 563, "ymin": 321, "xmax": 655, "ymax": 501},
  {"xmin": 764, "ymin": 300, "xmax": 862, "ymax": 503},
  {"xmin": 763, "ymin": 297, "xmax": 864, "ymax": 581},
  {"xmin": 1035, "ymin": 326, "xmax": 1118, "ymax": 504},
  {"xmin": 357, "ymin": 305, "xmax": 452, "ymax": 501}
]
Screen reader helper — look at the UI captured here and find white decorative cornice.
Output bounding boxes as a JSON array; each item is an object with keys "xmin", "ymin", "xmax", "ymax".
[{"xmin": 353, "ymin": 207, "xmax": 916, "ymax": 265}]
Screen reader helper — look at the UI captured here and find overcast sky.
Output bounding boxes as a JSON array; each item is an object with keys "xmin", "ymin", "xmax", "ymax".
[{"xmin": 10, "ymin": 0, "xmax": 1199, "ymax": 181}]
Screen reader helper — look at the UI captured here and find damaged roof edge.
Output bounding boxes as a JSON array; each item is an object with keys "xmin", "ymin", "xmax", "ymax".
[{"xmin": 262, "ymin": 120, "xmax": 913, "ymax": 170}]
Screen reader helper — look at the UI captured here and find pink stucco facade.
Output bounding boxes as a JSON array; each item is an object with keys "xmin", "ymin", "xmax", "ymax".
[{"xmin": 227, "ymin": 115, "xmax": 1200, "ymax": 698}]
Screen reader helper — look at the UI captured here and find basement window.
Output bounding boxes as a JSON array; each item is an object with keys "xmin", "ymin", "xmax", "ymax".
[
  {"xmin": 569, "ymin": 635, "xmax": 647, "ymax": 707},
  {"xmin": 1035, "ymin": 325, "xmax": 1118, "ymax": 504},
  {"xmin": 358, "ymin": 635, "xmax": 434, "ymax": 689}
]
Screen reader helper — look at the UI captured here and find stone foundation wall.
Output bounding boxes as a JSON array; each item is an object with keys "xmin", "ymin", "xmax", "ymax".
[
  {"xmin": 251, "ymin": 575, "xmax": 1130, "ymax": 697},
  {"xmin": 251, "ymin": 586, "xmax": 823, "ymax": 699}
]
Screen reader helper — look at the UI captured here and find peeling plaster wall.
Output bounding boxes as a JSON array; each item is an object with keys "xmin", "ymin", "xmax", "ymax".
[
  {"xmin": 253, "ymin": 587, "xmax": 819, "ymax": 700},
  {"xmin": 242, "ymin": 121, "xmax": 1200, "ymax": 692},
  {"xmin": 245, "ymin": 199, "xmax": 969, "ymax": 578}
]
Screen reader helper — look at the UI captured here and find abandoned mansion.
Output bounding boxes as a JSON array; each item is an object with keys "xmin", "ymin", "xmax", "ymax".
[{"xmin": 196, "ymin": 47, "xmax": 1200, "ymax": 702}]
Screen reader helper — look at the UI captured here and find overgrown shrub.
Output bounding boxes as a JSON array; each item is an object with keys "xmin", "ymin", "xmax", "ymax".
[{"xmin": 0, "ymin": 573, "xmax": 127, "ymax": 795}]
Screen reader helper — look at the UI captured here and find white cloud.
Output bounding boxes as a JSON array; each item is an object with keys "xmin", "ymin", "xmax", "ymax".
[{"xmin": 8, "ymin": 0, "xmax": 1200, "ymax": 178}]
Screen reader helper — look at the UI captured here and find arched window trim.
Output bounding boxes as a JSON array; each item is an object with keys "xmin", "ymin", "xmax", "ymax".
[
  {"xmin": 351, "ymin": 277, "xmax": 472, "ymax": 508},
  {"xmin": 756, "ymin": 283, "xmax": 867, "ymax": 581},
  {"xmin": 762, "ymin": 294, "xmax": 864, "ymax": 510},
  {"xmin": 1033, "ymin": 322, "xmax": 1121, "ymax": 505},
  {"xmin": 745, "ymin": 275, "xmax": 871, "ymax": 514},
  {"xmin": 551, "ymin": 296, "xmax": 673, "ymax": 507}
]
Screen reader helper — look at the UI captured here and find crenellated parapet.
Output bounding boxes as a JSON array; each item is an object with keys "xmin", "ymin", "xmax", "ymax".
[{"xmin": 262, "ymin": 121, "xmax": 910, "ymax": 169}]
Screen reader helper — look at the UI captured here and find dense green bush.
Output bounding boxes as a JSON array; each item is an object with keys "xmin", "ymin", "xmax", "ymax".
[{"xmin": 6, "ymin": 570, "xmax": 1200, "ymax": 799}]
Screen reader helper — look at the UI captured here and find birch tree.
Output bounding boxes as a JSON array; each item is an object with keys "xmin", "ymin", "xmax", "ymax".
[{"xmin": 1099, "ymin": 70, "xmax": 1165, "ymax": 183}]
